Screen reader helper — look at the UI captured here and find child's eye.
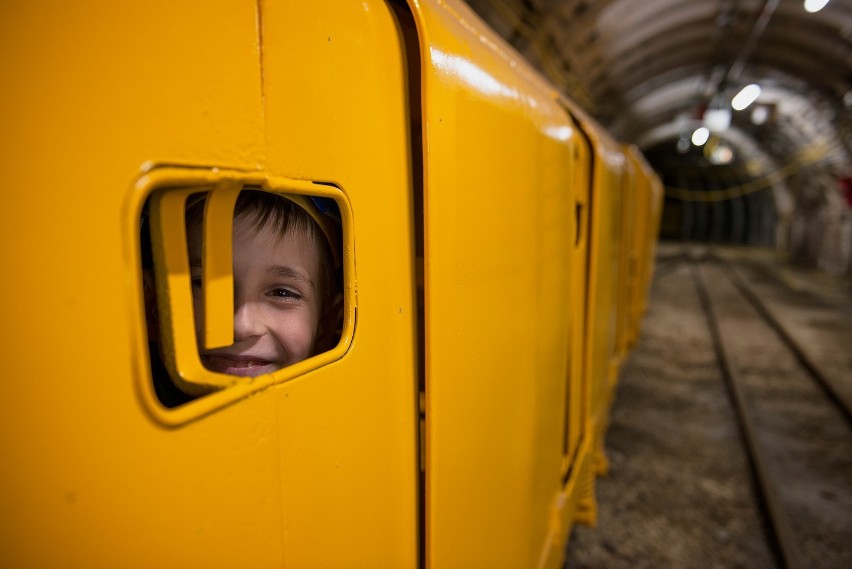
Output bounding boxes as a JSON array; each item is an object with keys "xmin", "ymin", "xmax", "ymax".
[{"xmin": 269, "ymin": 287, "xmax": 302, "ymax": 301}]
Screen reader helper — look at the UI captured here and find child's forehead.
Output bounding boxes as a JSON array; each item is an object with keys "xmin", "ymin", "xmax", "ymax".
[
  {"xmin": 233, "ymin": 212, "xmax": 321, "ymax": 248},
  {"xmin": 186, "ymin": 209, "xmax": 316, "ymax": 242}
]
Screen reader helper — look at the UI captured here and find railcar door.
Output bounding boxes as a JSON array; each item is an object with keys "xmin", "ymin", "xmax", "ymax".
[
  {"xmin": 0, "ymin": 1, "xmax": 419, "ymax": 567},
  {"xmin": 409, "ymin": 1, "xmax": 578, "ymax": 567},
  {"xmin": 258, "ymin": 2, "xmax": 419, "ymax": 566},
  {"xmin": 584, "ymin": 130, "xmax": 627, "ymax": 469}
]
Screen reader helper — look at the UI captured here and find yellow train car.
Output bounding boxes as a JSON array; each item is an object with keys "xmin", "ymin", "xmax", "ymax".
[
  {"xmin": 625, "ymin": 145, "xmax": 665, "ymax": 345},
  {"xmin": 558, "ymin": 97, "xmax": 630, "ymax": 513},
  {"xmin": 0, "ymin": 1, "xmax": 662, "ymax": 567}
]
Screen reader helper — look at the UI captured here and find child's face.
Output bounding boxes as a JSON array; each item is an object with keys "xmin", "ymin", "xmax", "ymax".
[{"xmin": 188, "ymin": 214, "xmax": 325, "ymax": 377}]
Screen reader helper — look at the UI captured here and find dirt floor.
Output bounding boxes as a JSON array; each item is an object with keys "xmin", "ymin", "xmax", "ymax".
[{"xmin": 564, "ymin": 244, "xmax": 852, "ymax": 569}]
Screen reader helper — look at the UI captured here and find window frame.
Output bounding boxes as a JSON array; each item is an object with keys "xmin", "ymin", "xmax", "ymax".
[{"xmin": 130, "ymin": 167, "xmax": 355, "ymax": 425}]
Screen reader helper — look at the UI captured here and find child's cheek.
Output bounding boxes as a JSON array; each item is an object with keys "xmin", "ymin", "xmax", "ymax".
[{"xmin": 287, "ymin": 312, "xmax": 319, "ymax": 364}]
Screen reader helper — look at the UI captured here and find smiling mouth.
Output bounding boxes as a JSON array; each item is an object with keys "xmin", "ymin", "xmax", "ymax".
[{"xmin": 201, "ymin": 355, "xmax": 280, "ymax": 377}]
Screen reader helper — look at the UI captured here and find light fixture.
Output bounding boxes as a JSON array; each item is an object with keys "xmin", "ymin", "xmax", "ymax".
[
  {"xmin": 751, "ymin": 105, "xmax": 769, "ymax": 125},
  {"xmin": 804, "ymin": 0, "xmax": 830, "ymax": 13},
  {"xmin": 732, "ymin": 84, "xmax": 762, "ymax": 111},
  {"xmin": 709, "ymin": 143, "xmax": 734, "ymax": 165},
  {"xmin": 692, "ymin": 127, "xmax": 710, "ymax": 146},
  {"xmin": 704, "ymin": 108, "xmax": 731, "ymax": 131}
]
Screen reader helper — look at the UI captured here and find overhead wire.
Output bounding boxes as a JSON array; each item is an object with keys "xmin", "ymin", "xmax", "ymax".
[{"xmin": 664, "ymin": 141, "xmax": 842, "ymax": 203}]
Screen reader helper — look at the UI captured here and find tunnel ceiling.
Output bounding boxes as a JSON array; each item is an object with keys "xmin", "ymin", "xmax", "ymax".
[{"xmin": 465, "ymin": 0, "xmax": 852, "ymax": 204}]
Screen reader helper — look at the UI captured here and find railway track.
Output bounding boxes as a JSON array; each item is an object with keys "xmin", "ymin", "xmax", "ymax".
[
  {"xmin": 712, "ymin": 254, "xmax": 852, "ymax": 427},
  {"xmin": 686, "ymin": 250, "xmax": 852, "ymax": 569}
]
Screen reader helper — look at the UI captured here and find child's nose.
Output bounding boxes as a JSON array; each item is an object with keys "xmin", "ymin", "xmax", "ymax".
[{"xmin": 233, "ymin": 299, "xmax": 265, "ymax": 341}]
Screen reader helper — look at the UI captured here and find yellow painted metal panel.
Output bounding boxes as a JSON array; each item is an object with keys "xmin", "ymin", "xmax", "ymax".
[
  {"xmin": 1, "ymin": 1, "xmax": 418, "ymax": 567},
  {"xmin": 201, "ymin": 183, "xmax": 241, "ymax": 350},
  {"xmin": 410, "ymin": 1, "xmax": 577, "ymax": 566},
  {"xmin": 0, "ymin": 2, "xmax": 282, "ymax": 566},
  {"xmin": 562, "ymin": 101, "xmax": 627, "ymax": 480},
  {"xmin": 616, "ymin": 154, "xmax": 637, "ymax": 358},
  {"xmin": 626, "ymin": 145, "xmax": 664, "ymax": 333},
  {"xmin": 261, "ymin": 1, "xmax": 418, "ymax": 566},
  {"xmin": 555, "ymin": 432, "xmax": 597, "ymax": 555},
  {"xmin": 564, "ymin": 125, "xmax": 592, "ymax": 471},
  {"xmin": 623, "ymin": 146, "xmax": 649, "ymax": 346},
  {"xmin": 589, "ymin": 153, "xmax": 625, "ymax": 401}
]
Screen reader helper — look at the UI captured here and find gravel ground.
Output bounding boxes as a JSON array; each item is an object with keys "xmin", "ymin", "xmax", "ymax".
[{"xmin": 565, "ymin": 245, "xmax": 852, "ymax": 568}]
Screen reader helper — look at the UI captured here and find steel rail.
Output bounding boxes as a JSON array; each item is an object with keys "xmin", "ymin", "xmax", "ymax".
[
  {"xmin": 690, "ymin": 258, "xmax": 805, "ymax": 569},
  {"xmin": 653, "ymin": 250, "xmax": 706, "ymax": 280},
  {"xmin": 711, "ymin": 254, "xmax": 852, "ymax": 427}
]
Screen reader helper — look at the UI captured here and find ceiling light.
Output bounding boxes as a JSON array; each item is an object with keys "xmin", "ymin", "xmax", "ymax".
[
  {"xmin": 731, "ymin": 84, "xmax": 762, "ymax": 111},
  {"xmin": 692, "ymin": 127, "xmax": 710, "ymax": 146},
  {"xmin": 804, "ymin": 0, "xmax": 830, "ymax": 13},
  {"xmin": 709, "ymin": 143, "xmax": 734, "ymax": 165},
  {"xmin": 704, "ymin": 108, "xmax": 731, "ymax": 131},
  {"xmin": 751, "ymin": 105, "xmax": 769, "ymax": 125}
]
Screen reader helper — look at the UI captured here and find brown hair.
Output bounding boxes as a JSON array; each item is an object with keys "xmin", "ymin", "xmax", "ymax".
[{"xmin": 185, "ymin": 189, "xmax": 338, "ymax": 310}]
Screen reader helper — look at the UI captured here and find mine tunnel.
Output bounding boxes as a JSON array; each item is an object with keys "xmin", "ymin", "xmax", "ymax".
[
  {"xmin": 2, "ymin": 1, "xmax": 849, "ymax": 567},
  {"xmin": 469, "ymin": 0, "xmax": 851, "ymax": 274},
  {"xmin": 466, "ymin": 1, "xmax": 851, "ymax": 567}
]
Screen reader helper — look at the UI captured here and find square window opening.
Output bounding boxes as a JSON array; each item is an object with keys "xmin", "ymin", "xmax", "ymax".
[{"xmin": 140, "ymin": 183, "xmax": 346, "ymax": 408}]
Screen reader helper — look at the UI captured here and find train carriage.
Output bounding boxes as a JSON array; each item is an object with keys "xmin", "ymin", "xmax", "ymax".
[{"xmin": 0, "ymin": 1, "xmax": 661, "ymax": 567}]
